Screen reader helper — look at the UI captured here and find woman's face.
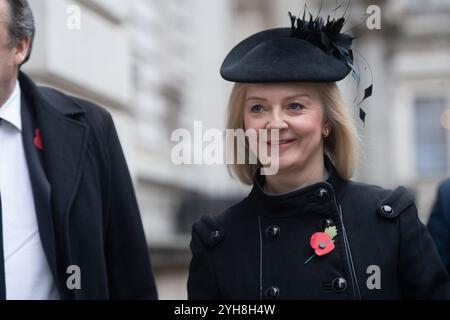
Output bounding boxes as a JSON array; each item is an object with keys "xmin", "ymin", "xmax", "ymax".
[{"xmin": 243, "ymin": 83, "xmax": 327, "ymax": 173}]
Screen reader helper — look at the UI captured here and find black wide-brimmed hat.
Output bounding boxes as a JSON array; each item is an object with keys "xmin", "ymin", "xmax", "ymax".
[{"xmin": 220, "ymin": 13, "xmax": 355, "ymax": 83}]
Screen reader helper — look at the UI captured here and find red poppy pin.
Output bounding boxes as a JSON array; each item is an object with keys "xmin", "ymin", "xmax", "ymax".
[
  {"xmin": 304, "ymin": 226, "xmax": 338, "ymax": 265},
  {"xmin": 34, "ymin": 128, "xmax": 44, "ymax": 150}
]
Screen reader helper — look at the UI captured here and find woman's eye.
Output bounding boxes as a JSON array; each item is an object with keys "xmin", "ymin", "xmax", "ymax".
[
  {"xmin": 288, "ymin": 103, "xmax": 305, "ymax": 111},
  {"xmin": 250, "ymin": 104, "xmax": 264, "ymax": 113}
]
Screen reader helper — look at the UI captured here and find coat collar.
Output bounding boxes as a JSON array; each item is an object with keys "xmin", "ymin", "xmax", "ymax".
[
  {"xmin": 247, "ymin": 156, "xmax": 348, "ymax": 217},
  {"xmin": 18, "ymin": 72, "xmax": 85, "ymax": 117}
]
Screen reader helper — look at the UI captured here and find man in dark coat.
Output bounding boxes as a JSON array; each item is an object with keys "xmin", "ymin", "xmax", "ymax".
[
  {"xmin": 0, "ymin": 0, "xmax": 157, "ymax": 299},
  {"xmin": 428, "ymin": 179, "xmax": 450, "ymax": 273}
]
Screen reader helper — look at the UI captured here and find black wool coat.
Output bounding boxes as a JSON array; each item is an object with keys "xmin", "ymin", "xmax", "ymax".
[
  {"xmin": 17, "ymin": 72, "xmax": 157, "ymax": 300},
  {"xmin": 188, "ymin": 158, "xmax": 450, "ymax": 300}
]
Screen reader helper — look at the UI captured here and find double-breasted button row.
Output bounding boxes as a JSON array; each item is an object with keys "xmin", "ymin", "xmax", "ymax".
[{"xmin": 265, "ymin": 280, "xmax": 345, "ymax": 298}]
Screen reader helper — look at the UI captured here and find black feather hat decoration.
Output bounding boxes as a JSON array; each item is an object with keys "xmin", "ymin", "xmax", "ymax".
[
  {"xmin": 288, "ymin": 12, "xmax": 354, "ymax": 72},
  {"xmin": 220, "ymin": 3, "xmax": 374, "ymax": 124}
]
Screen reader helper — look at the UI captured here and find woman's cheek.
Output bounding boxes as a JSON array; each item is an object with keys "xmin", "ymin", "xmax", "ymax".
[{"xmin": 245, "ymin": 117, "xmax": 265, "ymax": 131}]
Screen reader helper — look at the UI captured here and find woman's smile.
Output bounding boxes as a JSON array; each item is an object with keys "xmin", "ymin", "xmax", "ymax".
[{"xmin": 267, "ymin": 138, "xmax": 298, "ymax": 151}]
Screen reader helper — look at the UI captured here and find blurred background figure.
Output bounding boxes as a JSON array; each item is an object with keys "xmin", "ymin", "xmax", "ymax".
[
  {"xmin": 24, "ymin": 0, "xmax": 450, "ymax": 299},
  {"xmin": 428, "ymin": 179, "xmax": 450, "ymax": 273}
]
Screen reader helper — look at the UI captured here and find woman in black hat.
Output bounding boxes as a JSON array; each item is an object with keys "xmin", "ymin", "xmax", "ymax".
[{"xmin": 187, "ymin": 12, "xmax": 450, "ymax": 300}]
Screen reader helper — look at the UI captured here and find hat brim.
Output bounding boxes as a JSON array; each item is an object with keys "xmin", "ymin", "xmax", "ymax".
[{"xmin": 220, "ymin": 28, "xmax": 351, "ymax": 83}]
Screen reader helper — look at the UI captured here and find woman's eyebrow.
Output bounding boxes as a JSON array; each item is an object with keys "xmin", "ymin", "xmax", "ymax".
[
  {"xmin": 284, "ymin": 93, "xmax": 311, "ymax": 100},
  {"xmin": 245, "ymin": 96, "xmax": 268, "ymax": 102},
  {"xmin": 245, "ymin": 93, "xmax": 311, "ymax": 102}
]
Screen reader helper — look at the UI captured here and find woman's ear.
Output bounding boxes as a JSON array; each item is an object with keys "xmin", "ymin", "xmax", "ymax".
[
  {"xmin": 322, "ymin": 120, "xmax": 331, "ymax": 138},
  {"xmin": 323, "ymin": 127, "xmax": 330, "ymax": 138}
]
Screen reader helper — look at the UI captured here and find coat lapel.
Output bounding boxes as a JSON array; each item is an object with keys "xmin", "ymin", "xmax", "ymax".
[
  {"xmin": 35, "ymin": 98, "xmax": 88, "ymax": 231},
  {"xmin": 19, "ymin": 73, "xmax": 88, "ymax": 294},
  {"xmin": 21, "ymin": 93, "xmax": 60, "ymax": 292}
]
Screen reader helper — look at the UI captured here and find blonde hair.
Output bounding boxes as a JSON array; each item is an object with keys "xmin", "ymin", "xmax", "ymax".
[{"xmin": 225, "ymin": 83, "xmax": 359, "ymax": 185}]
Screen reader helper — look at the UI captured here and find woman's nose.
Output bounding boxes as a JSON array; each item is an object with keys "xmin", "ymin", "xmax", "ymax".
[{"xmin": 266, "ymin": 116, "xmax": 288, "ymax": 130}]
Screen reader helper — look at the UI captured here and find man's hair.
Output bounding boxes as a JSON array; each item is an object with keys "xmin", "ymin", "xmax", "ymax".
[{"xmin": 4, "ymin": 0, "xmax": 35, "ymax": 65}]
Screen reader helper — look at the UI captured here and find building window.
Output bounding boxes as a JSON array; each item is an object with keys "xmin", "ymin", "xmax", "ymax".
[
  {"xmin": 414, "ymin": 97, "xmax": 449, "ymax": 177},
  {"xmin": 160, "ymin": 84, "xmax": 182, "ymax": 135}
]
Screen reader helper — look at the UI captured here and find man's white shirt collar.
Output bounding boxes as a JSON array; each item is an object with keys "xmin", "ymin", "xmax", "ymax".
[{"xmin": 0, "ymin": 80, "xmax": 22, "ymax": 131}]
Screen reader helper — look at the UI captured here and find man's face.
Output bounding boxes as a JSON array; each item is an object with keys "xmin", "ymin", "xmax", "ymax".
[{"xmin": 0, "ymin": 0, "xmax": 19, "ymax": 106}]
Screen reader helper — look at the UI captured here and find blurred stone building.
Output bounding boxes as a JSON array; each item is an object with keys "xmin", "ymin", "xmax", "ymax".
[
  {"xmin": 23, "ymin": 0, "xmax": 450, "ymax": 299},
  {"xmin": 25, "ymin": 0, "xmax": 245, "ymax": 299}
]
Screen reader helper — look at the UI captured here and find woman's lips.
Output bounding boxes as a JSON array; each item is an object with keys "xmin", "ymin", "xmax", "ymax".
[{"xmin": 267, "ymin": 139, "xmax": 297, "ymax": 150}]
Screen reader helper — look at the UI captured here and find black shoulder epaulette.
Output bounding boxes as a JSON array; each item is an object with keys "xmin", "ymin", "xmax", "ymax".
[
  {"xmin": 193, "ymin": 215, "xmax": 225, "ymax": 248},
  {"xmin": 377, "ymin": 186, "xmax": 415, "ymax": 219}
]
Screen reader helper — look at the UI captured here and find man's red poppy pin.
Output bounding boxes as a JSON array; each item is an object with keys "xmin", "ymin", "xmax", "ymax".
[
  {"xmin": 304, "ymin": 226, "xmax": 338, "ymax": 265},
  {"xmin": 34, "ymin": 128, "xmax": 44, "ymax": 150}
]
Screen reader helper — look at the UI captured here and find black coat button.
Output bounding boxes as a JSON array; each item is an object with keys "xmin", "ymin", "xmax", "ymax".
[
  {"xmin": 316, "ymin": 188, "xmax": 329, "ymax": 201},
  {"xmin": 332, "ymin": 277, "xmax": 347, "ymax": 293},
  {"xmin": 210, "ymin": 231, "xmax": 222, "ymax": 242},
  {"xmin": 265, "ymin": 286, "xmax": 280, "ymax": 299},
  {"xmin": 265, "ymin": 226, "xmax": 281, "ymax": 239},
  {"xmin": 322, "ymin": 218, "xmax": 335, "ymax": 229},
  {"xmin": 381, "ymin": 205, "xmax": 394, "ymax": 215}
]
